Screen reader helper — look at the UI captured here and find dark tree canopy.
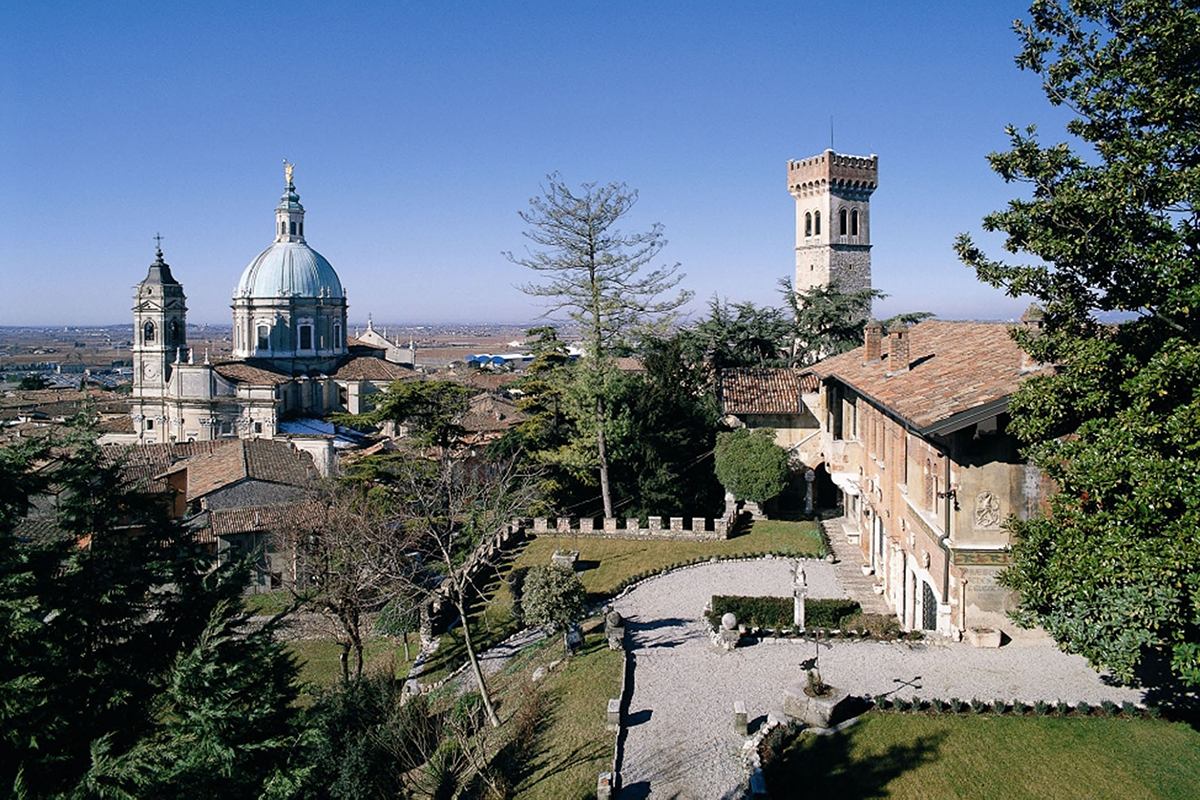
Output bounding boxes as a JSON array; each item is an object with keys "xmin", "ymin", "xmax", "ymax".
[
  {"xmin": 713, "ymin": 428, "xmax": 790, "ymax": 505},
  {"xmin": 956, "ymin": 0, "xmax": 1200, "ymax": 686}
]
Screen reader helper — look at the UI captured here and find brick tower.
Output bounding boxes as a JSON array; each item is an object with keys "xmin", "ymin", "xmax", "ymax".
[{"xmin": 787, "ymin": 149, "xmax": 878, "ymax": 306}]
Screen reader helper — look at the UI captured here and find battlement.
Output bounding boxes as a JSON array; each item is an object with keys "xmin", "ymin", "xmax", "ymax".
[{"xmin": 788, "ymin": 149, "xmax": 878, "ymax": 197}]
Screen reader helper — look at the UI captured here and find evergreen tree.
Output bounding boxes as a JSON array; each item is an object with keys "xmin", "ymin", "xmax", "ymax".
[{"xmin": 956, "ymin": 0, "xmax": 1200, "ymax": 686}]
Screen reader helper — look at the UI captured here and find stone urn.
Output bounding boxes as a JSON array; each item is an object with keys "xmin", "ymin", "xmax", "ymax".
[
  {"xmin": 714, "ymin": 612, "xmax": 741, "ymax": 651},
  {"xmin": 783, "ymin": 680, "xmax": 851, "ymax": 729}
]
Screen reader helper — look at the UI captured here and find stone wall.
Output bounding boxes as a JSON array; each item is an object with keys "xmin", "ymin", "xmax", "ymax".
[{"xmin": 529, "ymin": 514, "xmax": 732, "ymax": 541}]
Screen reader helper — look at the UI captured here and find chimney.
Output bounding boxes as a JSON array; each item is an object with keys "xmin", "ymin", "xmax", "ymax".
[
  {"xmin": 1019, "ymin": 304, "xmax": 1046, "ymax": 372},
  {"xmin": 863, "ymin": 318, "xmax": 883, "ymax": 362},
  {"xmin": 886, "ymin": 322, "xmax": 910, "ymax": 373}
]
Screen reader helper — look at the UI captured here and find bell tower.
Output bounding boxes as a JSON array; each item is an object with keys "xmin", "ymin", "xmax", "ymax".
[
  {"xmin": 788, "ymin": 149, "xmax": 878, "ymax": 308},
  {"xmin": 132, "ymin": 243, "xmax": 187, "ymax": 440}
]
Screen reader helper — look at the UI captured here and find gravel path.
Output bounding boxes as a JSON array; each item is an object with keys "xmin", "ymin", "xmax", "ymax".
[{"xmin": 613, "ymin": 558, "xmax": 1146, "ymax": 800}]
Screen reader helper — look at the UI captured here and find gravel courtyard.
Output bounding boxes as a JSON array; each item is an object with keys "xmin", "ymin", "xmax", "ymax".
[{"xmin": 612, "ymin": 558, "xmax": 1146, "ymax": 800}]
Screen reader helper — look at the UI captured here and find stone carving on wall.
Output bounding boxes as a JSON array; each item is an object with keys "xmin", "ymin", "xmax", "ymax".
[{"xmin": 974, "ymin": 491, "xmax": 1001, "ymax": 529}]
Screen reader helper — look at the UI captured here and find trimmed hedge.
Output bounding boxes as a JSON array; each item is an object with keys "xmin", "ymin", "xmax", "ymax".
[{"xmin": 707, "ymin": 595, "xmax": 861, "ymax": 631}]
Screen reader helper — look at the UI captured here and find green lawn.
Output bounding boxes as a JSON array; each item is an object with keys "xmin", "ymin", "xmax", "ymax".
[
  {"xmin": 287, "ymin": 636, "xmax": 416, "ymax": 690},
  {"xmin": 478, "ymin": 618, "xmax": 622, "ymax": 800},
  {"xmin": 520, "ymin": 518, "xmax": 826, "ymax": 598},
  {"xmin": 764, "ymin": 713, "xmax": 1200, "ymax": 799}
]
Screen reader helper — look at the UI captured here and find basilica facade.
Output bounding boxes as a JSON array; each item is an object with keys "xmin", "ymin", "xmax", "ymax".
[{"xmin": 129, "ymin": 166, "xmax": 411, "ymax": 445}]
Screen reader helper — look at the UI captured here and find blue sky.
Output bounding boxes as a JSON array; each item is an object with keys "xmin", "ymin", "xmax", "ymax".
[{"xmin": 0, "ymin": 1, "xmax": 1066, "ymax": 327}]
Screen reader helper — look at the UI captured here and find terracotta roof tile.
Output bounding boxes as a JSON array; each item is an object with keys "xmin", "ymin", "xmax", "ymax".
[
  {"xmin": 181, "ymin": 439, "xmax": 316, "ymax": 502},
  {"xmin": 102, "ymin": 440, "xmax": 229, "ymax": 492},
  {"xmin": 461, "ymin": 393, "xmax": 525, "ymax": 433},
  {"xmin": 721, "ymin": 368, "xmax": 804, "ymax": 415},
  {"xmin": 208, "ymin": 501, "xmax": 326, "ymax": 538},
  {"xmin": 811, "ymin": 319, "xmax": 1045, "ymax": 431},
  {"xmin": 212, "ymin": 360, "xmax": 293, "ymax": 385},
  {"xmin": 332, "ymin": 356, "xmax": 414, "ymax": 382}
]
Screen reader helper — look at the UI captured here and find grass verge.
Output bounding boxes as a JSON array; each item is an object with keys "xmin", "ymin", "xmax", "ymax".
[
  {"xmin": 287, "ymin": 636, "xmax": 416, "ymax": 691},
  {"xmin": 762, "ymin": 712, "xmax": 1200, "ymax": 799}
]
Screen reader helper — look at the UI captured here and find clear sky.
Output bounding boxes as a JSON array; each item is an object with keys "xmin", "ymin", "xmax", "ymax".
[{"xmin": 0, "ymin": 1, "xmax": 1066, "ymax": 328}]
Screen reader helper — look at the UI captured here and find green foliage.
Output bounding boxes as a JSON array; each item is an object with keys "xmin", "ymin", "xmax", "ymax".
[
  {"xmin": 677, "ymin": 295, "xmax": 792, "ymax": 370},
  {"xmin": 17, "ymin": 374, "xmax": 48, "ymax": 390},
  {"xmin": 521, "ymin": 564, "xmax": 585, "ymax": 633},
  {"xmin": 372, "ymin": 379, "xmax": 474, "ymax": 448},
  {"xmin": 780, "ymin": 278, "xmax": 884, "ymax": 366},
  {"xmin": 956, "ymin": 0, "xmax": 1200, "ymax": 687},
  {"xmin": 714, "ymin": 427, "xmax": 790, "ymax": 504},
  {"xmin": 508, "ymin": 174, "xmax": 693, "ymax": 518},
  {"xmin": 707, "ymin": 595, "xmax": 861, "ymax": 631},
  {"xmin": 0, "ymin": 423, "xmax": 301, "ymax": 796}
]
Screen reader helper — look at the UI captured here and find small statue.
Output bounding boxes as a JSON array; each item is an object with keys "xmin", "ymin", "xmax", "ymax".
[{"xmin": 283, "ymin": 159, "xmax": 295, "ymax": 185}]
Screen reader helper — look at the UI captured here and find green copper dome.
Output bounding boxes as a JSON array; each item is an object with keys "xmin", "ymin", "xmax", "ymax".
[{"xmin": 234, "ymin": 166, "xmax": 345, "ymax": 300}]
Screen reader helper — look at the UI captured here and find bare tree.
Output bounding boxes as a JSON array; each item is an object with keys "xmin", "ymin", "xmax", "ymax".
[
  {"xmin": 285, "ymin": 484, "xmax": 412, "ymax": 682},
  {"xmin": 391, "ymin": 450, "xmax": 537, "ymax": 728},
  {"xmin": 507, "ymin": 174, "xmax": 692, "ymax": 518}
]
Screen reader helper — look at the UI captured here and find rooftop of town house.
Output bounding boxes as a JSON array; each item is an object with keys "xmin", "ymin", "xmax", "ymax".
[
  {"xmin": 719, "ymin": 367, "xmax": 818, "ymax": 416},
  {"xmin": 159, "ymin": 438, "xmax": 316, "ymax": 502},
  {"xmin": 330, "ymin": 354, "xmax": 414, "ymax": 382},
  {"xmin": 810, "ymin": 319, "xmax": 1049, "ymax": 433}
]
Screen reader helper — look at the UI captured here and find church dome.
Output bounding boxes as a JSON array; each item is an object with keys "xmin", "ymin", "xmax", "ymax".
[
  {"xmin": 234, "ymin": 164, "xmax": 345, "ymax": 300},
  {"xmin": 235, "ymin": 241, "xmax": 344, "ymax": 299}
]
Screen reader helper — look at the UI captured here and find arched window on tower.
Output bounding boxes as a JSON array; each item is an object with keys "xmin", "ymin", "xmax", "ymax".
[
  {"xmin": 851, "ymin": 209, "xmax": 859, "ymax": 236},
  {"xmin": 280, "ymin": 221, "xmax": 286, "ymax": 236},
  {"xmin": 334, "ymin": 322, "xmax": 342, "ymax": 348},
  {"xmin": 289, "ymin": 221, "xmax": 296, "ymax": 236},
  {"xmin": 814, "ymin": 211, "xmax": 821, "ymax": 235},
  {"xmin": 299, "ymin": 221, "xmax": 304, "ymax": 236},
  {"xmin": 143, "ymin": 321, "xmax": 155, "ymax": 344},
  {"xmin": 299, "ymin": 324, "xmax": 313, "ymax": 351},
  {"xmin": 257, "ymin": 325, "xmax": 270, "ymax": 352},
  {"xmin": 169, "ymin": 319, "xmax": 179, "ymax": 342},
  {"xmin": 805, "ymin": 212, "xmax": 812, "ymax": 237},
  {"xmin": 839, "ymin": 208, "xmax": 848, "ymax": 236}
]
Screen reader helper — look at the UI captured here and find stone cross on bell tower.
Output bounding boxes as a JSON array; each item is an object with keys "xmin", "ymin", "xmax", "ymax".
[{"xmin": 787, "ymin": 149, "xmax": 878, "ymax": 312}]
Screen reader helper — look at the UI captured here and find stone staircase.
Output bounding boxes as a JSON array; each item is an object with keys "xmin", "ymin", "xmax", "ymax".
[{"xmin": 820, "ymin": 517, "xmax": 891, "ymax": 616}]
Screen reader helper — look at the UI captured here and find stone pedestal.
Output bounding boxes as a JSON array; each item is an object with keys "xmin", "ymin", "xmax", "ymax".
[
  {"xmin": 783, "ymin": 682, "xmax": 851, "ymax": 728},
  {"xmin": 606, "ymin": 698, "xmax": 621, "ymax": 731},
  {"xmin": 551, "ymin": 550, "xmax": 579, "ymax": 570},
  {"xmin": 597, "ymin": 772, "xmax": 613, "ymax": 800},
  {"xmin": 966, "ymin": 627, "xmax": 1002, "ymax": 648},
  {"xmin": 734, "ymin": 700, "xmax": 749, "ymax": 735}
]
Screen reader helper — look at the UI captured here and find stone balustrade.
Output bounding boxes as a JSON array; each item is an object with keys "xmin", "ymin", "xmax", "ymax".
[{"xmin": 529, "ymin": 514, "xmax": 731, "ymax": 541}]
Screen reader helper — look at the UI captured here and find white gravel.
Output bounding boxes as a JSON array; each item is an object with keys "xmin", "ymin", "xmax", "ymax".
[{"xmin": 612, "ymin": 558, "xmax": 1146, "ymax": 800}]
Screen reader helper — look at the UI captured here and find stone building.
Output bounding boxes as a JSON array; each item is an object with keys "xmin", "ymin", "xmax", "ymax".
[
  {"xmin": 807, "ymin": 315, "xmax": 1049, "ymax": 636},
  {"xmin": 787, "ymin": 149, "xmax": 878, "ymax": 303},
  {"xmin": 128, "ymin": 165, "xmax": 412, "ymax": 447}
]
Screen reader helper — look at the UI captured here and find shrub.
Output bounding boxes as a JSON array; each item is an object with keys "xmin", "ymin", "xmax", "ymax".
[
  {"xmin": 894, "ymin": 697, "xmax": 911, "ymax": 712},
  {"xmin": 1034, "ymin": 700, "xmax": 1049, "ymax": 716},
  {"xmin": 1101, "ymin": 700, "xmax": 1118, "ymax": 717},
  {"xmin": 1013, "ymin": 699, "xmax": 1028, "ymax": 716},
  {"xmin": 522, "ymin": 564, "xmax": 585, "ymax": 636},
  {"xmin": 706, "ymin": 595, "xmax": 861, "ymax": 631},
  {"xmin": 838, "ymin": 611, "xmax": 901, "ymax": 637},
  {"xmin": 1056, "ymin": 700, "xmax": 1071, "ymax": 717},
  {"xmin": 1075, "ymin": 701, "xmax": 1091, "ymax": 717},
  {"xmin": 948, "ymin": 698, "xmax": 964, "ymax": 714},
  {"xmin": 714, "ymin": 428, "xmax": 790, "ymax": 504},
  {"xmin": 874, "ymin": 695, "xmax": 889, "ymax": 711},
  {"xmin": 970, "ymin": 698, "xmax": 987, "ymax": 714},
  {"xmin": 931, "ymin": 698, "xmax": 946, "ymax": 713},
  {"xmin": 910, "ymin": 697, "xmax": 922, "ymax": 712},
  {"xmin": 992, "ymin": 699, "xmax": 1007, "ymax": 715},
  {"xmin": 1149, "ymin": 705, "xmax": 1162, "ymax": 719},
  {"xmin": 1121, "ymin": 701, "xmax": 1137, "ymax": 718}
]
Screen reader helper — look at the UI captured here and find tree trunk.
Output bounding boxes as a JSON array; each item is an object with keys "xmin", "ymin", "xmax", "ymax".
[
  {"xmin": 402, "ymin": 630, "xmax": 411, "ymax": 662},
  {"xmin": 596, "ymin": 396, "xmax": 613, "ymax": 519},
  {"xmin": 458, "ymin": 600, "xmax": 501, "ymax": 727},
  {"xmin": 338, "ymin": 643, "xmax": 350, "ymax": 683}
]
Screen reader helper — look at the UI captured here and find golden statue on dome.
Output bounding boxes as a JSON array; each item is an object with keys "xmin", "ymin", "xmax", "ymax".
[{"xmin": 283, "ymin": 159, "xmax": 295, "ymax": 185}]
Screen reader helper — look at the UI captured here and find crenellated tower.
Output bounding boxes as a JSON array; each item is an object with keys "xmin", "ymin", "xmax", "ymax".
[{"xmin": 788, "ymin": 149, "xmax": 878, "ymax": 309}]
